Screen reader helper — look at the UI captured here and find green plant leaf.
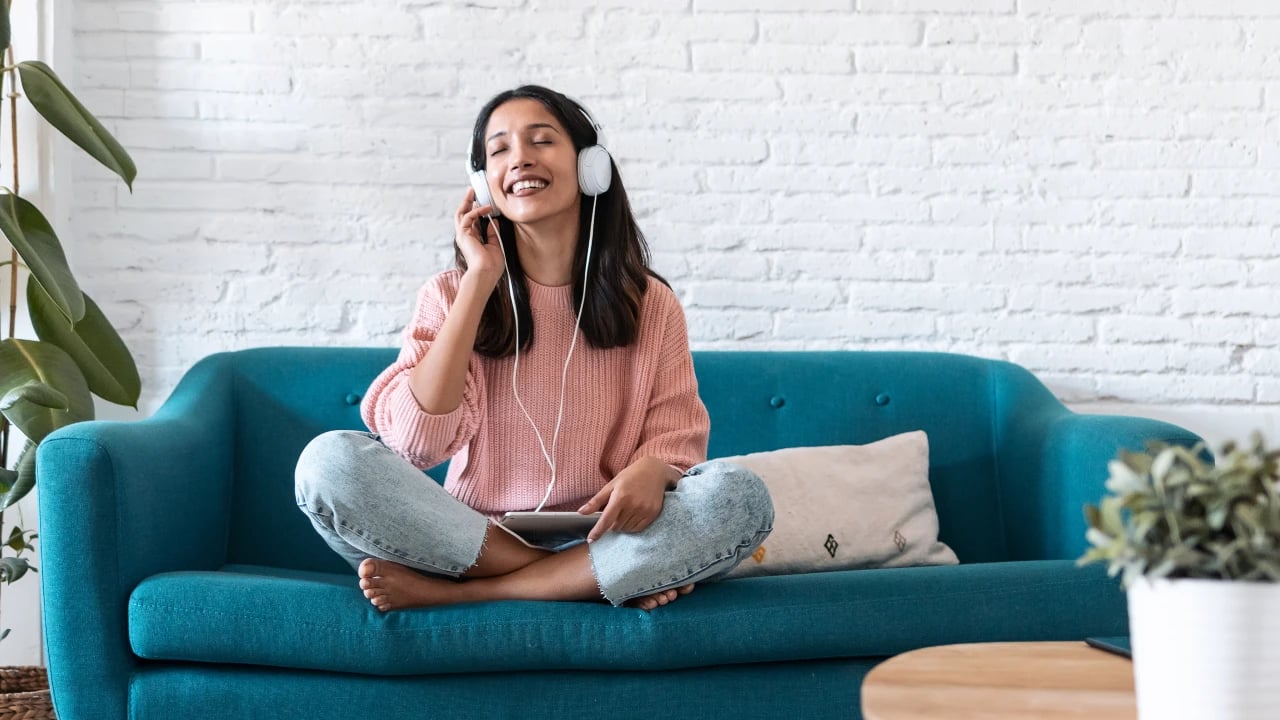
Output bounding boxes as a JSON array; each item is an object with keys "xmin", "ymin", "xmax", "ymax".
[
  {"xmin": 0, "ymin": 556, "xmax": 33, "ymax": 584},
  {"xmin": 0, "ymin": 441, "xmax": 34, "ymax": 512},
  {"xmin": 29, "ymin": 280, "xmax": 141, "ymax": 407},
  {"xmin": 0, "ymin": 339, "xmax": 92, "ymax": 445},
  {"xmin": 0, "ymin": 194, "xmax": 84, "ymax": 323},
  {"xmin": 0, "ymin": 381, "xmax": 68, "ymax": 413},
  {"xmin": 16, "ymin": 60, "xmax": 135, "ymax": 190},
  {"xmin": 0, "ymin": 0, "xmax": 10, "ymax": 54}
]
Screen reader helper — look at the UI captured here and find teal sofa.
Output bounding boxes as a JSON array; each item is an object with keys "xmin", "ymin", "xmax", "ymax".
[{"xmin": 38, "ymin": 348, "xmax": 1197, "ymax": 720}]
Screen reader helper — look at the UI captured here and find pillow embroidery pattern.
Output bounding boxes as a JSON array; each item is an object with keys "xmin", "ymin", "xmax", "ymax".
[{"xmin": 720, "ymin": 430, "xmax": 958, "ymax": 579}]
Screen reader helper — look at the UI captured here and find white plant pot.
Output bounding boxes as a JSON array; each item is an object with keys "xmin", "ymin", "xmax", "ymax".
[{"xmin": 1128, "ymin": 577, "xmax": 1280, "ymax": 720}]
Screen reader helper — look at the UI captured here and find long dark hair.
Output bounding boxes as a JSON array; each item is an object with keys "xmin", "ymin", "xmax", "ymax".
[{"xmin": 459, "ymin": 85, "xmax": 665, "ymax": 358}]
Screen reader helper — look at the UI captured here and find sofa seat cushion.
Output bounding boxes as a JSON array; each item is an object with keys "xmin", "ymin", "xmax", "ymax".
[{"xmin": 128, "ymin": 560, "xmax": 1126, "ymax": 676}]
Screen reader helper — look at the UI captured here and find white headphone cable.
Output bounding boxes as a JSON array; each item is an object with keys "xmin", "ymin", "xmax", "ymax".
[{"xmin": 492, "ymin": 193, "xmax": 598, "ymax": 512}]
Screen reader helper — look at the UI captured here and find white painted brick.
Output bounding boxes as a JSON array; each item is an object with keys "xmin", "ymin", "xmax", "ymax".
[
  {"xmin": 1106, "ymin": 83, "xmax": 1263, "ymax": 111},
  {"xmin": 644, "ymin": 72, "xmax": 782, "ymax": 100},
  {"xmin": 1177, "ymin": 0, "xmax": 1280, "ymax": 17},
  {"xmin": 941, "ymin": 313, "xmax": 1093, "ymax": 343},
  {"xmin": 1192, "ymin": 170, "xmax": 1280, "ymax": 197},
  {"xmin": 1095, "ymin": 256, "xmax": 1245, "ymax": 289},
  {"xmin": 1173, "ymin": 288, "xmax": 1280, "ymax": 317},
  {"xmin": 685, "ymin": 309, "xmax": 772, "ymax": 341},
  {"xmin": 761, "ymin": 15, "xmax": 920, "ymax": 44},
  {"xmin": 773, "ymin": 194, "xmax": 929, "ymax": 223},
  {"xmin": 1023, "ymin": 228, "xmax": 1181, "ymax": 254},
  {"xmin": 129, "ymin": 61, "xmax": 292, "ymax": 93},
  {"xmin": 695, "ymin": 0, "xmax": 847, "ymax": 10},
  {"xmin": 1009, "ymin": 344, "xmax": 1163, "ymax": 374},
  {"xmin": 705, "ymin": 166, "xmax": 870, "ymax": 194},
  {"xmin": 769, "ymin": 136, "xmax": 931, "ymax": 166},
  {"xmin": 113, "ymin": 119, "xmax": 302, "ymax": 153},
  {"xmin": 856, "ymin": 109, "xmax": 990, "ymax": 137},
  {"xmin": 1007, "ymin": 287, "xmax": 1171, "ymax": 315},
  {"xmin": 858, "ymin": 285, "xmax": 1005, "ymax": 313},
  {"xmin": 924, "ymin": 18, "xmax": 1080, "ymax": 47},
  {"xmin": 775, "ymin": 310, "xmax": 934, "ymax": 340},
  {"xmin": 693, "ymin": 43, "xmax": 851, "ymax": 73},
  {"xmin": 525, "ymin": 42, "xmax": 690, "ymax": 71},
  {"xmin": 863, "ymin": 226, "xmax": 993, "ymax": 252},
  {"xmin": 693, "ymin": 222, "xmax": 864, "ymax": 251},
  {"xmin": 1101, "ymin": 316, "xmax": 1254, "ymax": 346},
  {"xmin": 254, "ymin": 6, "xmax": 421, "ymax": 37},
  {"xmin": 1040, "ymin": 171, "xmax": 1188, "ymax": 199},
  {"xmin": 687, "ymin": 280, "xmax": 842, "ymax": 310},
  {"xmin": 1081, "ymin": 19, "xmax": 1243, "ymax": 50},
  {"xmin": 55, "ymin": 0, "xmax": 1280, "ymax": 460},
  {"xmin": 934, "ymin": 253, "xmax": 1092, "ymax": 285},
  {"xmin": 857, "ymin": 48, "xmax": 1016, "ymax": 75},
  {"xmin": 871, "ymin": 168, "xmax": 1033, "ymax": 196},
  {"xmin": 860, "ymin": 0, "xmax": 1014, "ymax": 12},
  {"xmin": 1022, "ymin": 0, "xmax": 1174, "ymax": 16},
  {"xmin": 1257, "ymin": 380, "xmax": 1280, "ymax": 403},
  {"xmin": 123, "ymin": 90, "xmax": 199, "ymax": 119},
  {"xmin": 1098, "ymin": 141, "xmax": 1257, "ymax": 169},
  {"xmin": 618, "ymin": 133, "xmax": 768, "ymax": 164},
  {"xmin": 771, "ymin": 251, "xmax": 933, "ymax": 281},
  {"xmin": 75, "ymin": 4, "xmax": 254, "ymax": 33},
  {"xmin": 1096, "ymin": 374, "xmax": 1255, "ymax": 403}
]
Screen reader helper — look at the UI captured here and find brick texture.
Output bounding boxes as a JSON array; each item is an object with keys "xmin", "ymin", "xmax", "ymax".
[{"xmin": 64, "ymin": 0, "xmax": 1280, "ymax": 410}]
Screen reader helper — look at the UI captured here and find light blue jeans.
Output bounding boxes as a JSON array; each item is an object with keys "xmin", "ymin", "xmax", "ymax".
[{"xmin": 294, "ymin": 430, "xmax": 774, "ymax": 606}]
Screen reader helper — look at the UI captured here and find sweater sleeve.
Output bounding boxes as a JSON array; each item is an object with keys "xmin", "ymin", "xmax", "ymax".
[
  {"xmin": 360, "ymin": 273, "xmax": 484, "ymax": 469},
  {"xmin": 628, "ymin": 288, "xmax": 710, "ymax": 473}
]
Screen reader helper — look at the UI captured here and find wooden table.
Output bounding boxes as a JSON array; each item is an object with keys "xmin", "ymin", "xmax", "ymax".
[{"xmin": 861, "ymin": 641, "xmax": 1136, "ymax": 720}]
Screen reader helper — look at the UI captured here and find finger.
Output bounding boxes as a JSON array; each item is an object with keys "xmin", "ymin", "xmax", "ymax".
[{"xmin": 588, "ymin": 501, "xmax": 620, "ymax": 543}]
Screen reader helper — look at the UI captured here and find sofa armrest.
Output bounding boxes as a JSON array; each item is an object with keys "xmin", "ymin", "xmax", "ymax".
[
  {"xmin": 38, "ymin": 353, "xmax": 237, "ymax": 720},
  {"xmin": 997, "ymin": 411, "xmax": 1201, "ymax": 562}
]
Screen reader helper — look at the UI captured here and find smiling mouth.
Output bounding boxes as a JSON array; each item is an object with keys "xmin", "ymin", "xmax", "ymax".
[{"xmin": 508, "ymin": 179, "xmax": 549, "ymax": 197}]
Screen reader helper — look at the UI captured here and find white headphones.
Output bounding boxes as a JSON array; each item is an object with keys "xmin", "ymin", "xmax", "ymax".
[{"xmin": 466, "ymin": 101, "xmax": 613, "ymax": 215}]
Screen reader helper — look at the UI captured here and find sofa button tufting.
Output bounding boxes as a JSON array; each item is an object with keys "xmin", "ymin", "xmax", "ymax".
[
  {"xmin": 345, "ymin": 393, "xmax": 361, "ymax": 406},
  {"xmin": 769, "ymin": 396, "xmax": 786, "ymax": 408},
  {"xmin": 875, "ymin": 393, "xmax": 891, "ymax": 406}
]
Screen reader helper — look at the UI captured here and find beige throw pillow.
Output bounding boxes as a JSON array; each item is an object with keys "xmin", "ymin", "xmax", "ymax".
[{"xmin": 721, "ymin": 430, "xmax": 958, "ymax": 579}]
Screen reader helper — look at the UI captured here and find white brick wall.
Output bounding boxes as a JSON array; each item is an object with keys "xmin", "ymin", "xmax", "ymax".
[{"xmin": 61, "ymin": 0, "xmax": 1280, "ymax": 414}]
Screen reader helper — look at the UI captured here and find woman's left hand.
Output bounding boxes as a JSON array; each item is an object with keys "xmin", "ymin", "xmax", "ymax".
[{"xmin": 579, "ymin": 457, "xmax": 678, "ymax": 543}]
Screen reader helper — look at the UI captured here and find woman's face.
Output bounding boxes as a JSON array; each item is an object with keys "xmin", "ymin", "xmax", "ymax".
[{"xmin": 482, "ymin": 98, "xmax": 581, "ymax": 225}]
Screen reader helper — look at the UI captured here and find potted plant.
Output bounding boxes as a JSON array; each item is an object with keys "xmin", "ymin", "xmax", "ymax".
[
  {"xmin": 1079, "ymin": 434, "xmax": 1280, "ymax": 720},
  {"xmin": 0, "ymin": 1, "xmax": 140, "ymax": 716}
]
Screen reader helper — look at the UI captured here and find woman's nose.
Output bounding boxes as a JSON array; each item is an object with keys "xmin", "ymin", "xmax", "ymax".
[{"xmin": 507, "ymin": 141, "xmax": 533, "ymax": 169}]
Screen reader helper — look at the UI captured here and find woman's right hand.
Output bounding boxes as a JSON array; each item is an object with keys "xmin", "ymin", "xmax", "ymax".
[{"xmin": 454, "ymin": 187, "xmax": 506, "ymax": 286}]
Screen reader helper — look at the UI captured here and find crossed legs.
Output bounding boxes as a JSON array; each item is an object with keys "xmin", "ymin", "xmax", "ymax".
[{"xmin": 357, "ymin": 524, "xmax": 694, "ymax": 612}]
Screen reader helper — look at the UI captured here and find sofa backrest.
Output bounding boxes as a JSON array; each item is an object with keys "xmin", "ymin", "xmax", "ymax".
[{"xmin": 221, "ymin": 348, "xmax": 1058, "ymax": 573}]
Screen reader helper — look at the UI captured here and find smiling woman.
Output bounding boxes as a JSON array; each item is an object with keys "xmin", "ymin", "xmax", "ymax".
[{"xmin": 293, "ymin": 84, "xmax": 774, "ymax": 615}]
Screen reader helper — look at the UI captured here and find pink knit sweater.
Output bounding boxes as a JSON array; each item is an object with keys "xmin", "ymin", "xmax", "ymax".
[{"xmin": 361, "ymin": 269, "xmax": 711, "ymax": 517}]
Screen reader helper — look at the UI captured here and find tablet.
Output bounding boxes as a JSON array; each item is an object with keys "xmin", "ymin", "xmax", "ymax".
[
  {"xmin": 1084, "ymin": 636, "xmax": 1132, "ymax": 659},
  {"xmin": 499, "ymin": 511, "xmax": 601, "ymax": 536}
]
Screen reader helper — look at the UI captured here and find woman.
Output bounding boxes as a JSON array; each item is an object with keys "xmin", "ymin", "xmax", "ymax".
[{"xmin": 295, "ymin": 85, "xmax": 772, "ymax": 612}]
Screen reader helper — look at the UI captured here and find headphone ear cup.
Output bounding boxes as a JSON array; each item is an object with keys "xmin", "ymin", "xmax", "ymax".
[
  {"xmin": 469, "ymin": 169, "xmax": 500, "ymax": 216},
  {"xmin": 577, "ymin": 145, "xmax": 612, "ymax": 197}
]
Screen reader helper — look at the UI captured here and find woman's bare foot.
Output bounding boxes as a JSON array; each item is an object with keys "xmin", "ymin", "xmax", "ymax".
[
  {"xmin": 358, "ymin": 558, "xmax": 460, "ymax": 612},
  {"xmin": 627, "ymin": 583, "xmax": 696, "ymax": 611}
]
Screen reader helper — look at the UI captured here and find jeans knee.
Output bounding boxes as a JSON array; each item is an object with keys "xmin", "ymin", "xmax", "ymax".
[
  {"xmin": 295, "ymin": 430, "xmax": 374, "ymax": 510},
  {"xmin": 687, "ymin": 460, "xmax": 775, "ymax": 533}
]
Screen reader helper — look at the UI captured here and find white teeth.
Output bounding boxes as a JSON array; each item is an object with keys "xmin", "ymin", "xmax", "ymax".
[{"xmin": 510, "ymin": 179, "xmax": 548, "ymax": 193}]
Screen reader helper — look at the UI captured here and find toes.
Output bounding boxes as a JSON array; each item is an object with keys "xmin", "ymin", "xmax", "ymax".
[
  {"xmin": 358, "ymin": 558, "xmax": 380, "ymax": 579},
  {"xmin": 678, "ymin": 583, "xmax": 696, "ymax": 595}
]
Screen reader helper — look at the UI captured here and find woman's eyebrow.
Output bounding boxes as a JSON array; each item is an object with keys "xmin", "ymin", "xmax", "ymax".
[{"xmin": 486, "ymin": 123, "xmax": 562, "ymax": 143}]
